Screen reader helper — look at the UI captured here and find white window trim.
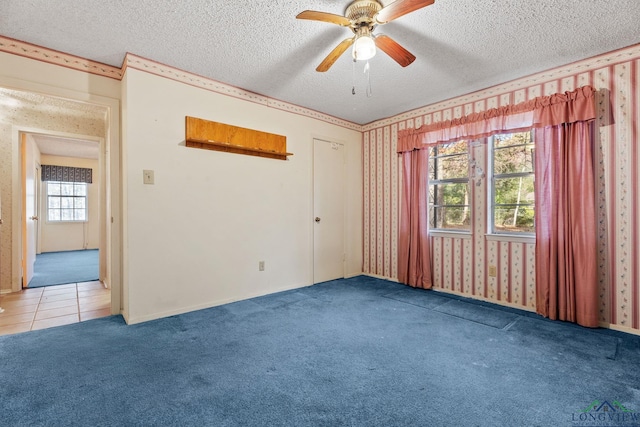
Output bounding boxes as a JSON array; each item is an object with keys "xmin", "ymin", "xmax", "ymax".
[
  {"xmin": 485, "ymin": 233, "xmax": 535, "ymax": 244},
  {"xmin": 430, "ymin": 230, "xmax": 473, "ymax": 240}
]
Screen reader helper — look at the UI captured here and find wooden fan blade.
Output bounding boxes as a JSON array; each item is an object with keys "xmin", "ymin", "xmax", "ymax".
[
  {"xmin": 375, "ymin": 0, "xmax": 435, "ymax": 24},
  {"xmin": 375, "ymin": 35, "xmax": 416, "ymax": 67},
  {"xmin": 316, "ymin": 38, "xmax": 354, "ymax": 72},
  {"xmin": 296, "ymin": 10, "xmax": 352, "ymax": 27}
]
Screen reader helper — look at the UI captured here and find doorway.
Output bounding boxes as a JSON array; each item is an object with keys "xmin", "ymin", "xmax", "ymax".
[
  {"xmin": 22, "ymin": 132, "xmax": 104, "ymax": 289},
  {"xmin": 0, "ymin": 86, "xmax": 120, "ymax": 333},
  {"xmin": 313, "ymin": 138, "xmax": 346, "ymax": 284}
]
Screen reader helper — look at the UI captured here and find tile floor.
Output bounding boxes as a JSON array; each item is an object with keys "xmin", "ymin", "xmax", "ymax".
[{"xmin": 0, "ymin": 281, "xmax": 111, "ymax": 337}]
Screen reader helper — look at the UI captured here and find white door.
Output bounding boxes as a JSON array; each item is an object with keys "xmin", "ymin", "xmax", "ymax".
[
  {"xmin": 313, "ymin": 139, "xmax": 345, "ymax": 283},
  {"xmin": 22, "ymin": 136, "xmax": 38, "ymax": 287},
  {"xmin": 35, "ymin": 166, "xmax": 40, "ymax": 254}
]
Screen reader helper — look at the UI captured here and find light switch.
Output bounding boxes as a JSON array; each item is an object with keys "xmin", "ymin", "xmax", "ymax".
[{"xmin": 143, "ymin": 170, "xmax": 154, "ymax": 185}]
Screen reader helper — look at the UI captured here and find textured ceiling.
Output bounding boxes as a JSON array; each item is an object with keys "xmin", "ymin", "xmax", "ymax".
[
  {"xmin": 32, "ymin": 134, "xmax": 99, "ymax": 160},
  {"xmin": 1, "ymin": 0, "xmax": 640, "ymax": 124}
]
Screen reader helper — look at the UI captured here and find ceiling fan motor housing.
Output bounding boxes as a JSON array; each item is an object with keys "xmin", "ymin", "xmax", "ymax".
[{"xmin": 346, "ymin": 0, "xmax": 382, "ymax": 31}]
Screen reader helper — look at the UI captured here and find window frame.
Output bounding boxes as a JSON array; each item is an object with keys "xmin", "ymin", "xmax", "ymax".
[
  {"xmin": 46, "ymin": 181, "xmax": 89, "ymax": 223},
  {"xmin": 428, "ymin": 139, "xmax": 471, "ymax": 232},
  {"xmin": 488, "ymin": 131, "xmax": 535, "ymax": 236}
]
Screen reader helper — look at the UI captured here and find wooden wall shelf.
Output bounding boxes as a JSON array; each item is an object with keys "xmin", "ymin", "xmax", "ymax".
[{"xmin": 185, "ymin": 116, "xmax": 291, "ymax": 160}]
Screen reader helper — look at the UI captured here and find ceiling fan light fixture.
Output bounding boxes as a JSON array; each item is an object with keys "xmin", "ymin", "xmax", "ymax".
[
  {"xmin": 352, "ymin": 32, "xmax": 376, "ymax": 61},
  {"xmin": 297, "ymin": 0, "xmax": 432, "ymax": 71}
]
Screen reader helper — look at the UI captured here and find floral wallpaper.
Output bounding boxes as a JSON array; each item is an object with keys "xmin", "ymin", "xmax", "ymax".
[{"xmin": 363, "ymin": 44, "xmax": 640, "ymax": 334}]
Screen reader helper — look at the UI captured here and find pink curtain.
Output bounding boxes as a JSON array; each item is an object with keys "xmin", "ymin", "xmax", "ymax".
[
  {"xmin": 398, "ymin": 149, "xmax": 432, "ymax": 288},
  {"xmin": 396, "ymin": 86, "xmax": 598, "ymax": 326},
  {"xmin": 535, "ymin": 122, "xmax": 598, "ymax": 327},
  {"xmin": 397, "ymin": 86, "xmax": 596, "ymax": 152}
]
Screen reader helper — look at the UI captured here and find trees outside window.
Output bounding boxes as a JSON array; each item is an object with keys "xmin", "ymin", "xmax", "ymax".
[
  {"xmin": 428, "ymin": 140, "xmax": 470, "ymax": 230},
  {"xmin": 490, "ymin": 132, "xmax": 535, "ymax": 234}
]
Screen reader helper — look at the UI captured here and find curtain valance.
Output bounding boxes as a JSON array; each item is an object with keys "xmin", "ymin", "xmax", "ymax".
[
  {"xmin": 397, "ymin": 85, "xmax": 596, "ymax": 152},
  {"xmin": 41, "ymin": 165, "xmax": 93, "ymax": 183}
]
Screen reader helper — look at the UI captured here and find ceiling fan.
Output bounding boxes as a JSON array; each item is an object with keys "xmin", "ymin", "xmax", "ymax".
[{"xmin": 296, "ymin": 0, "xmax": 435, "ymax": 72}]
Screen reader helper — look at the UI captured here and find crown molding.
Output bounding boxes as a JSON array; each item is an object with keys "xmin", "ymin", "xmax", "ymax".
[
  {"xmin": 0, "ymin": 36, "xmax": 362, "ymax": 131},
  {"xmin": 0, "ymin": 36, "xmax": 123, "ymax": 80},
  {"xmin": 6, "ymin": 34, "xmax": 638, "ymax": 134},
  {"xmin": 123, "ymin": 54, "xmax": 362, "ymax": 131}
]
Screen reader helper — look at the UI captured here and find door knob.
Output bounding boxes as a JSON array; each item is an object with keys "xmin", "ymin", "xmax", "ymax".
[
  {"xmin": 315, "ymin": 217, "xmax": 321, "ymax": 223},
  {"xmin": 30, "ymin": 216, "xmax": 39, "ymax": 221}
]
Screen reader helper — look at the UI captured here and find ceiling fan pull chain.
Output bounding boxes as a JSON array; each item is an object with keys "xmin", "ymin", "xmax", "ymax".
[
  {"xmin": 365, "ymin": 60, "xmax": 373, "ymax": 98},
  {"xmin": 352, "ymin": 59, "xmax": 356, "ymax": 95}
]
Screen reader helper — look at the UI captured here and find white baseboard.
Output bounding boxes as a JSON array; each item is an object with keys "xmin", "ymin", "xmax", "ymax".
[
  {"xmin": 125, "ymin": 281, "xmax": 311, "ymax": 325},
  {"xmin": 599, "ymin": 322, "xmax": 640, "ymax": 337}
]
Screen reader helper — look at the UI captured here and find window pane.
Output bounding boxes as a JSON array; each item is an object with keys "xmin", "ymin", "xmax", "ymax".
[
  {"xmin": 74, "ymin": 210, "xmax": 86, "ymax": 221},
  {"xmin": 61, "ymin": 183, "xmax": 74, "ymax": 196},
  {"xmin": 74, "ymin": 198, "xmax": 86, "ymax": 209},
  {"xmin": 61, "ymin": 197, "xmax": 74, "ymax": 208},
  {"xmin": 430, "ymin": 154, "xmax": 468, "ymax": 180},
  {"xmin": 438, "ymin": 140, "xmax": 468, "ymax": 156},
  {"xmin": 48, "ymin": 197, "xmax": 61, "ymax": 209},
  {"xmin": 493, "ymin": 206, "xmax": 535, "ymax": 233},
  {"xmin": 430, "ymin": 206, "xmax": 471, "ymax": 230},
  {"xmin": 429, "ymin": 183, "xmax": 469, "ymax": 206},
  {"xmin": 494, "ymin": 146, "xmax": 534, "ymax": 175},
  {"xmin": 61, "ymin": 209, "xmax": 73, "ymax": 221},
  {"xmin": 494, "ymin": 132, "xmax": 531, "ymax": 149},
  {"xmin": 494, "ymin": 176, "xmax": 535, "ymax": 205},
  {"xmin": 429, "ymin": 140, "xmax": 468, "ymax": 180},
  {"xmin": 49, "ymin": 210, "xmax": 60, "ymax": 221},
  {"xmin": 74, "ymin": 184, "xmax": 87, "ymax": 196},
  {"xmin": 48, "ymin": 182, "xmax": 61, "ymax": 195}
]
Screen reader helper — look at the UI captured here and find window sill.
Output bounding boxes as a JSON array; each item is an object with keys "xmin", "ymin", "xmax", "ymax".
[
  {"xmin": 485, "ymin": 233, "xmax": 535, "ymax": 244},
  {"xmin": 429, "ymin": 230, "xmax": 472, "ymax": 240}
]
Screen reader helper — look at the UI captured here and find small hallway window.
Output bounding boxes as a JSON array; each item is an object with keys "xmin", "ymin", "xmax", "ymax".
[{"xmin": 47, "ymin": 181, "xmax": 87, "ymax": 222}]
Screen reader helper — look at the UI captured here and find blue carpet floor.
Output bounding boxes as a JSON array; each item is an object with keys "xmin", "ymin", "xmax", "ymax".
[
  {"xmin": 1, "ymin": 276, "xmax": 639, "ymax": 426},
  {"xmin": 28, "ymin": 249, "xmax": 99, "ymax": 288}
]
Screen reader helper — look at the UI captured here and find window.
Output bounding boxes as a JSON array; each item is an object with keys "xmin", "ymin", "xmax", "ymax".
[
  {"xmin": 47, "ymin": 181, "xmax": 87, "ymax": 222},
  {"xmin": 490, "ymin": 132, "xmax": 535, "ymax": 234},
  {"xmin": 428, "ymin": 140, "xmax": 470, "ymax": 230}
]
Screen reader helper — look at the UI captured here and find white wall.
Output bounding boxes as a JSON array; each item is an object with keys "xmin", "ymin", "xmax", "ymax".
[
  {"xmin": 122, "ymin": 68, "xmax": 362, "ymax": 324},
  {"xmin": 39, "ymin": 155, "xmax": 100, "ymax": 253}
]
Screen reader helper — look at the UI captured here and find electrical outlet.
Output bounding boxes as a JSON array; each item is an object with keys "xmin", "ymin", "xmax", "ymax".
[
  {"xmin": 143, "ymin": 169, "xmax": 154, "ymax": 185},
  {"xmin": 259, "ymin": 261, "xmax": 265, "ymax": 271},
  {"xmin": 488, "ymin": 265, "xmax": 497, "ymax": 277}
]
